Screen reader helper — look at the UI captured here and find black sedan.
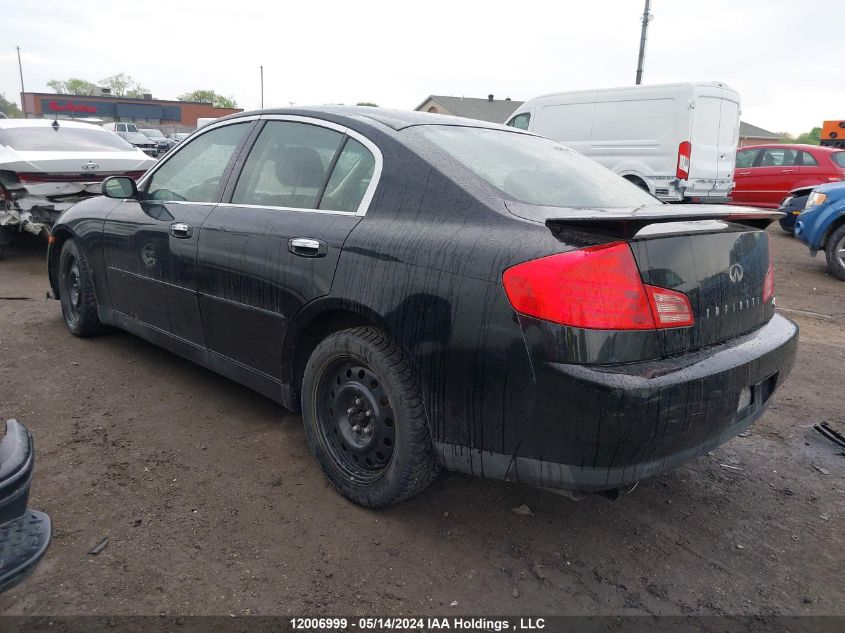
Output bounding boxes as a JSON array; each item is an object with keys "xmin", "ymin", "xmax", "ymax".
[{"xmin": 47, "ymin": 108, "xmax": 798, "ymax": 506}]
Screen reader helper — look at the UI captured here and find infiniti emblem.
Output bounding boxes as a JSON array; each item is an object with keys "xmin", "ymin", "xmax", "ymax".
[
  {"xmin": 729, "ymin": 263, "xmax": 744, "ymax": 283},
  {"xmin": 81, "ymin": 161, "xmax": 100, "ymax": 171}
]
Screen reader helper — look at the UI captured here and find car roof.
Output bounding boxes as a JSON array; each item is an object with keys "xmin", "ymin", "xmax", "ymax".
[
  {"xmin": 222, "ymin": 106, "xmax": 524, "ymax": 133},
  {"xmin": 740, "ymin": 143, "xmax": 839, "ymax": 153},
  {"xmin": 0, "ymin": 118, "xmax": 109, "ymax": 131}
]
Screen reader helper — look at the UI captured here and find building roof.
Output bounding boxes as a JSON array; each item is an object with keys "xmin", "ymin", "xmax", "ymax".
[
  {"xmin": 416, "ymin": 95, "xmax": 523, "ymax": 124},
  {"xmin": 739, "ymin": 121, "xmax": 780, "ymax": 139}
]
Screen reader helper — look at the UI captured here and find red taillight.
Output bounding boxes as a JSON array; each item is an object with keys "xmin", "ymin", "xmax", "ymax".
[
  {"xmin": 763, "ymin": 239, "xmax": 775, "ymax": 304},
  {"xmin": 677, "ymin": 140, "xmax": 691, "ymax": 180},
  {"xmin": 502, "ymin": 242, "xmax": 694, "ymax": 330}
]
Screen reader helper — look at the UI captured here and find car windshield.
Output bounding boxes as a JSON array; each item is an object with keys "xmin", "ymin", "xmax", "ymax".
[
  {"xmin": 415, "ymin": 126, "xmax": 658, "ymax": 209},
  {"xmin": 0, "ymin": 126, "xmax": 135, "ymax": 152},
  {"xmin": 141, "ymin": 129, "xmax": 163, "ymax": 138},
  {"xmin": 832, "ymin": 152, "xmax": 845, "ymax": 168}
]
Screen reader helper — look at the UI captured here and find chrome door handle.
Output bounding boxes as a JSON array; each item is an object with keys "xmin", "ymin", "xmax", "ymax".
[
  {"xmin": 738, "ymin": 171, "xmax": 751, "ymax": 176},
  {"xmin": 782, "ymin": 169, "xmax": 796, "ymax": 173},
  {"xmin": 169, "ymin": 222, "xmax": 192, "ymax": 238},
  {"xmin": 289, "ymin": 237, "xmax": 326, "ymax": 257}
]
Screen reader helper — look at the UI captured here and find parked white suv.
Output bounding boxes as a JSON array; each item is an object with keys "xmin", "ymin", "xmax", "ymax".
[{"xmin": 505, "ymin": 82, "xmax": 740, "ymax": 203}]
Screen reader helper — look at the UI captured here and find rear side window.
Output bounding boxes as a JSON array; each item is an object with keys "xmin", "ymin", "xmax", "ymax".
[
  {"xmin": 735, "ymin": 150, "xmax": 757, "ymax": 168},
  {"xmin": 145, "ymin": 123, "xmax": 249, "ymax": 203},
  {"xmin": 507, "ymin": 113, "xmax": 531, "ymax": 130},
  {"xmin": 0, "ymin": 125, "xmax": 134, "ymax": 152},
  {"xmin": 233, "ymin": 121, "xmax": 344, "ymax": 209},
  {"xmin": 319, "ymin": 138, "xmax": 376, "ymax": 212},
  {"xmin": 800, "ymin": 151, "xmax": 818, "ymax": 166},
  {"xmin": 832, "ymin": 152, "xmax": 845, "ymax": 168}
]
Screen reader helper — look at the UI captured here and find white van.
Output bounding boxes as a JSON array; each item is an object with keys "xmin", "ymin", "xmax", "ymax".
[{"xmin": 505, "ymin": 82, "xmax": 740, "ymax": 203}]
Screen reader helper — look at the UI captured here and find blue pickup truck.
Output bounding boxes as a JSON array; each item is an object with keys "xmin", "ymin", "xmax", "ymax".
[{"xmin": 795, "ymin": 181, "xmax": 845, "ymax": 280}]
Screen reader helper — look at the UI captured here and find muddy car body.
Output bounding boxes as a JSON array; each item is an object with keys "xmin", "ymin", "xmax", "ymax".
[{"xmin": 47, "ymin": 108, "xmax": 798, "ymax": 506}]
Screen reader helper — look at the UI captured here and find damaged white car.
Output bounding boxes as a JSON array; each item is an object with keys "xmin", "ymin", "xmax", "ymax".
[{"xmin": 0, "ymin": 118, "xmax": 155, "ymax": 254}]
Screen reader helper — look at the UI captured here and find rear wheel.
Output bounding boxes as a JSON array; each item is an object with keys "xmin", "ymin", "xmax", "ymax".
[
  {"xmin": 301, "ymin": 327, "xmax": 439, "ymax": 507},
  {"xmin": 824, "ymin": 224, "xmax": 845, "ymax": 281},
  {"xmin": 58, "ymin": 239, "xmax": 103, "ymax": 336}
]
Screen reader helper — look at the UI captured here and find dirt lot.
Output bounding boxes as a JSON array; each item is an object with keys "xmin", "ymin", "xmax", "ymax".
[{"xmin": 0, "ymin": 226, "xmax": 843, "ymax": 617}]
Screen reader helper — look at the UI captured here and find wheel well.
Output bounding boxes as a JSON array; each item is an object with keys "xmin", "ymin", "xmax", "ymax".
[
  {"xmin": 623, "ymin": 175, "xmax": 649, "ymax": 192},
  {"xmin": 821, "ymin": 215, "xmax": 845, "ymax": 250},
  {"xmin": 47, "ymin": 228, "xmax": 73, "ymax": 299},
  {"xmin": 290, "ymin": 309, "xmax": 378, "ymax": 409}
]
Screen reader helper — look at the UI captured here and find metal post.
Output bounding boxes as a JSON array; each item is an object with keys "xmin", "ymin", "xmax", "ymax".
[
  {"xmin": 260, "ymin": 66, "xmax": 264, "ymax": 108},
  {"xmin": 16, "ymin": 46, "xmax": 26, "ymax": 117},
  {"xmin": 635, "ymin": 0, "xmax": 651, "ymax": 85}
]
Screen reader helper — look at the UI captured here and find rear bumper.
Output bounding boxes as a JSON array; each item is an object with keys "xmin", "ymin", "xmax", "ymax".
[
  {"xmin": 437, "ymin": 314, "xmax": 798, "ymax": 492},
  {"xmin": 0, "ymin": 420, "xmax": 51, "ymax": 592}
]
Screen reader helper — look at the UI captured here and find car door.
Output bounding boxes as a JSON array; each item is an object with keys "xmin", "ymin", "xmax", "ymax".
[
  {"xmin": 797, "ymin": 150, "xmax": 827, "ymax": 187},
  {"xmin": 732, "ymin": 148, "xmax": 759, "ymax": 203},
  {"xmin": 195, "ymin": 117, "xmax": 380, "ymax": 379},
  {"xmin": 102, "ymin": 121, "xmax": 254, "ymax": 344}
]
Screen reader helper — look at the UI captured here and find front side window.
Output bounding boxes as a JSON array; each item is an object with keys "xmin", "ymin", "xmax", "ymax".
[
  {"xmin": 760, "ymin": 148, "xmax": 798, "ymax": 167},
  {"xmin": 232, "ymin": 121, "xmax": 344, "ymax": 209},
  {"xmin": 144, "ymin": 122, "xmax": 249, "ymax": 203},
  {"xmin": 507, "ymin": 113, "xmax": 531, "ymax": 130},
  {"xmin": 832, "ymin": 152, "xmax": 845, "ymax": 168},
  {"xmin": 735, "ymin": 150, "xmax": 757, "ymax": 168},
  {"xmin": 415, "ymin": 126, "xmax": 657, "ymax": 209}
]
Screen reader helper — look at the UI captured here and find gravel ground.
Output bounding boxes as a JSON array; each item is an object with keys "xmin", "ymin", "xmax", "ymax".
[{"xmin": 0, "ymin": 225, "xmax": 842, "ymax": 616}]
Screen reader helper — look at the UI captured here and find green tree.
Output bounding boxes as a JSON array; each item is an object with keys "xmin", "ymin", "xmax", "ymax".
[
  {"xmin": 356, "ymin": 101, "xmax": 379, "ymax": 107},
  {"xmin": 780, "ymin": 127, "xmax": 822, "ymax": 145},
  {"xmin": 47, "ymin": 77, "xmax": 98, "ymax": 95},
  {"xmin": 99, "ymin": 73, "xmax": 148, "ymax": 97},
  {"xmin": 178, "ymin": 90, "xmax": 238, "ymax": 108},
  {"xmin": 0, "ymin": 93, "xmax": 22, "ymax": 117}
]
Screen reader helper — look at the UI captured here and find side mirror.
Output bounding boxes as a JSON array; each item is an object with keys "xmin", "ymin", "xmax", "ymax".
[{"xmin": 102, "ymin": 176, "xmax": 138, "ymax": 199}]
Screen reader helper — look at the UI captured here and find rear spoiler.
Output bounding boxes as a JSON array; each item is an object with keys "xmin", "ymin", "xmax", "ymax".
[{"xmin": 505, "ymin": 202, "xmax": 784, "ymax": 239}]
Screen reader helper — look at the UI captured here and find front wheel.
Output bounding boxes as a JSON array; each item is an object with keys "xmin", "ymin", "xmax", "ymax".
[
  {"xmin": 824, "ymin": 224, "xmax": 845, "ymax": 281},
  {"xmin": 58, "ymin": 239, "xmax": 104, "ymax": 336},
  {"xmin": 301, "ymin": 327, "xmax": 440, "ymax": 507}
]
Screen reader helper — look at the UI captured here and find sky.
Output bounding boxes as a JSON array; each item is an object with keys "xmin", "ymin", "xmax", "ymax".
[{"xmin": 1, "ymin": 0, "xmax": 842, "ymax": 135}]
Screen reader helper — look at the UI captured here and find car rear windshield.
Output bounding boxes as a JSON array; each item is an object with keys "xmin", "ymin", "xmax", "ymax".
[
  {"xmin": 416, "ymin": 126, "xmax": 658, "ymax": 209},
  {"xmin": 0, "ymin": 126, "xmax": 134, "ymax": 152},
  {"xmin": 832, "ymin": 152, "xmax": 845, "ymax": 168}
]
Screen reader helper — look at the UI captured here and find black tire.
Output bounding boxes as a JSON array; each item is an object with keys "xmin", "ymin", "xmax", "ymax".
[
  {"xmin": 301, "ymin": 327, "xmax": 440, "ymax": 507},
  {"xmin": 58, "ymin": 239, "xmax": 104, "ymax": 336},
  {"xmin": 824, "ymin": 224, "xmax": 845, "ymax": 281}
]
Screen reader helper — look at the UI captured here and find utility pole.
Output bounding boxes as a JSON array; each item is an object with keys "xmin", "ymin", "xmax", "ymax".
[
  {"xmin": 260, "ymin": 65, "xmax": 264, "ymax": 108},
  {"xmin": 16, "ymin": 46, "xmax": 26, "ymax": 118},
  {"xmin": 635, "ymin": 0, "xmax": 652, "ymax": 85}
]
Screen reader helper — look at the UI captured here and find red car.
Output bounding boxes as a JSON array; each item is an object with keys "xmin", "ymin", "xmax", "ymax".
[{"xmin": 732, "ymin": 144, "xmax": 845, "ymax": 207}]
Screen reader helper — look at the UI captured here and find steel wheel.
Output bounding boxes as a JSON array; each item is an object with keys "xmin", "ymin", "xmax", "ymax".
[{"xmin": 315, "ymin": 358, "xmax": 396, "ymax": 481}]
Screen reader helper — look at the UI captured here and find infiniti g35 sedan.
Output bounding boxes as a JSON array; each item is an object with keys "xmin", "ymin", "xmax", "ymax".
[{"xmin": 47, "ymin": 108, "xmax": 799, "ymax": 507}]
